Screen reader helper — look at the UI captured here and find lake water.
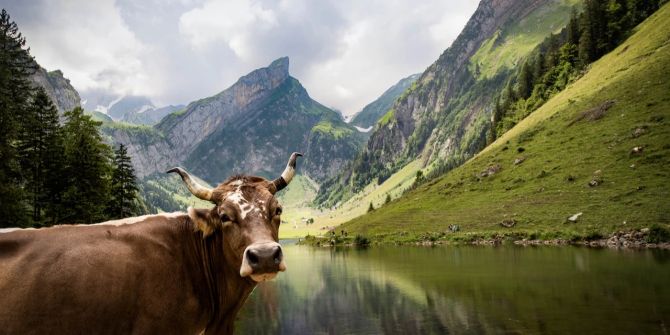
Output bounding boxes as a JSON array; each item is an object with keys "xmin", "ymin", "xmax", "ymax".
[{"xmin": 237, "ymin": 243, "xmax": 670, "ymax": 334}]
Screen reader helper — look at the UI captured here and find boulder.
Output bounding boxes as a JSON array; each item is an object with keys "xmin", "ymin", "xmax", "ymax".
[
  {"xmin": 480, "ymin": 164, "xmax": 502, "ymax": 177},
  {"xmin": 632, "ymin": 126, "xmax": 647, "ymax": 138},
  {"xmin": 500, "ymin": 219, "xmax": 516, "ymax": 228},
  {"xmin": 567, "ymin": 212, "xmax": 583, "ymax": 222}
]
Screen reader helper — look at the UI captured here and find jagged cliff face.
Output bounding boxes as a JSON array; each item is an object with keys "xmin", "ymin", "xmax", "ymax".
[
  {"xmin": 317, "ymin": 0, "xmax": 581, "ymax": 206},
  {"xmin": 369, "ymin": 0, "xmax": 550, "ymax": 165},
  {"xmin": 156, "ymin": 57, "xmax": 293, "ymax": 165},
  {"xmin": 351, "ymin": 73, "xmax": 420, "ymax": 129},
  {"xmin": 29, "ymin": 66, "xmax": 81, "ymax": 114},
  {"xmin": 105, "ymin": 57, "xmax": 364, "ymax": 184}
]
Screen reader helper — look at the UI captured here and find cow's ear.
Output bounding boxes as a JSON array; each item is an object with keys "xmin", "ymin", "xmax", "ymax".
[{"xmin": 188, "ymin": 207, "xmax": 217, "ymax": 238}]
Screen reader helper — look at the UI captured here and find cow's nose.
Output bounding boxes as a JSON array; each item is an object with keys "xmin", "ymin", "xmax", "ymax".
[{"xmin": 245, "ymin": 243, "xmax": 283, "ymax": 274}]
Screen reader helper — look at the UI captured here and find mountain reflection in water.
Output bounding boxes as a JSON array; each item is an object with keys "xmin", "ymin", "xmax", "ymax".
[{"xmin": 237, "ymin": 244, "xmax": 670, "ymax": 334}]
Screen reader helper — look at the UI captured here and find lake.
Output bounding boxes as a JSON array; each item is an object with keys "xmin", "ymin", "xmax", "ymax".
[{"xmin": 237, "ymin": 243, "xmax": 670, "ymax": 334}]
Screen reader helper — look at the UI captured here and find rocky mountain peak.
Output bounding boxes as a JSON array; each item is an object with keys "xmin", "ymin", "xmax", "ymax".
[
  {"xmin": 237, "ymin": 56, "xmax": 290, "ymax": 92},
  {"xmin": 29, "ymin": 65, "xmax": 81, "ymax": 114},
  {"xmin": 107, "ymin": 56, "xmax": 363, "ymax": 182},
  {"xmin": 269, "ymin": 56, "xmax": 289, "ymax": 73}
]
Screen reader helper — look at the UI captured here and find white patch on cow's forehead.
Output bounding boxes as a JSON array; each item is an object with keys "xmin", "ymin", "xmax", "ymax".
[
  {"xmin": 226, "ymin": 184, "xmax": 253, "ymax": 219},
  {"xmin": 225, "ymin": 183, "xmax": 269, "ymax": 220},
  {"xmin": 227, "ymin": 191, "xmax": 246, "ymax": 204}
]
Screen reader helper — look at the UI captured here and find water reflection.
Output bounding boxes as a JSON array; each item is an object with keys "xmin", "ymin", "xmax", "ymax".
[{"xmin": 237, "ymin": 245, "xmax": 670, "ymax": 334}]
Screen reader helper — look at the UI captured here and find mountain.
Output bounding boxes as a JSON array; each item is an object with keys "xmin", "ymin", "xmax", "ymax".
[
  {"xmin": 81, "ymin": 91, "xmax": 184, "ymax": 126},
  {"xmin": 122, "ymin": 104, "xmax": 185, "ymax": 125},
  {"xmin": 107, "ymin": 95, "xmax": 154, "ymax": 120},
  {"xmin": 316, "ymin": 0, "xmax": 582, "ymax": 207},
  {"xmin": 88, "ymin": 110, "xmax": 114, "ymax": 123},
  {"xmin": 340, "ymin": 3, "xmax": 670, "ymax": 242},
  {"xmin": 29, "ymin": 66, "xmax": 80, "ymax": 113},
  {"xmin": 106, "ymin": 96, "xmax": 185, "ymax": 125},
  {"xmin": 104, "ymin": 57, "xmax": 365, "ymax": 187},
  {"xmin": 81, "ymin": 89, "xmax": 119, "ymax": 114},
  {"xmin": 350, "ymin": 73, "xmax": 420, "ymax": 129}
]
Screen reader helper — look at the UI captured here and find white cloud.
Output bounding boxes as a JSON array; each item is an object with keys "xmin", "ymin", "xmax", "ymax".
[
  {"xmin": 7, "ymin": 0, "xmax": 151, "ymax": 97},
  {"xmin": 179, "ymin": 0, "xmax": 278, "ymax": 57},
  {"xmin": 176, "ymin": 0, "xmax": 480, "ymax": 115},
  {"xmin": 6, "ymin": 0, "xmax": 480, "ymax": 115}
]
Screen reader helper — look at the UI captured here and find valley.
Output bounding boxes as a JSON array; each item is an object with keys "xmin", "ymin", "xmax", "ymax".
[{"xmin": 12, "ymin": 0, "xmax": 669, "ymax": 243}]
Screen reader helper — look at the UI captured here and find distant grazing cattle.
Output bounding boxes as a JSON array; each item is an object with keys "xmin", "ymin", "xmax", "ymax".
[{"xmin": 0, "ymin": 153, "xmax": 302, "ymax": 334}]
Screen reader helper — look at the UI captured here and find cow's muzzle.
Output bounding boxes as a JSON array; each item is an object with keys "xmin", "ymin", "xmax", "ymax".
[{"xmin": 240, "ymin": 242, "xmax": 286, "ymax": 282}]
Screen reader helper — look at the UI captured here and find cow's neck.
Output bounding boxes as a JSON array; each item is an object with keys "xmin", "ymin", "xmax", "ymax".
[{"xmin": 182, "ymin": 220, "xmax": 256, "ymax": 334}]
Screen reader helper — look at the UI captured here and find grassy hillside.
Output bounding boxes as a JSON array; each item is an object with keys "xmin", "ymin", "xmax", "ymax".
[
  {"xmin": 139, "ymin": 173, "xmax": 213, "ymax": 213},
  {"xmin": 470, "ymin": 0, "xmax": 581, "ymax": 79},
  {"xmin": 279, "ymin": 161, "xmax": 421, "ymax": 238},
  {"xmin": 315, "ymin": 0, "xmax": 583, "ymax": 209},
  {"xmin": 338, "ymin": 4, "xmax": 670, "ymax": 243}
]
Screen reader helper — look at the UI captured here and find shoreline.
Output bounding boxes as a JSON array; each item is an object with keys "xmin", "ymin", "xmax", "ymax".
[{"xmin": 298, "ymin": 227, "xmax": 670, "ymax": 250}]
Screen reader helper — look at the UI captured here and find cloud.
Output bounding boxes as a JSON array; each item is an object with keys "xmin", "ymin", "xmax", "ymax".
[
  {"xmin": 175, "ymin": 0, "xmax": 480, "ymax": 115},
  {"xmin": 179, "ymin": 0, "xmax": 278, "ymax": 55},
  {"xmin": 4, "ymin": 0, "xmax": 151, "ymax": 97},
  {"xmin": 5, "ymin": 0, "xmax": 480, "ymax": 115}
]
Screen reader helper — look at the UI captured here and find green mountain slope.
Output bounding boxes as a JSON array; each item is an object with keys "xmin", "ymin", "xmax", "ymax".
[
  {"xmin": 102, "ymin": 57, "xmax": 364, "ymax": 212},
  {"xmin": 350, "ymin": 73, "xmax": 420, "ymax": 129},
  {"xmin": 105, "ymin": 57, "xmax": 363, "ymax": 183},
  {"xmin": 186, "ymin": 76, "xmax": 365, "ymax": 183},
  {"xmin": 340, "ymin": 4, "xmax": 670, "ymax": 242},
  {"xmin": 316, "ymin": 0, "xmax": 582, "ymax": 208}
]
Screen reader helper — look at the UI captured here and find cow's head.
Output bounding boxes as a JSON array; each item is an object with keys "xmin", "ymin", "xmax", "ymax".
[{"xmin": 167, "ymin": 152, "xmax": 301, "ymax": 282}]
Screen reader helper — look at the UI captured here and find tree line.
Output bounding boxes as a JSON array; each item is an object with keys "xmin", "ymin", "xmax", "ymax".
[
  {"xmin": 0, "ymin": 9, "xmax": 142, "ymax": 228},
  {"xmin": 489, "ymin": 0, "xmax": 666, "ymax": 142}
]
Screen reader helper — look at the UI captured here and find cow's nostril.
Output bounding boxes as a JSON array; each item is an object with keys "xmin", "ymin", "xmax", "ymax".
[
  {"xmin": 247, "ymin": 250, "xmax": 259, "ymax": 265},
  {"xmin": 272, "ymin": 247, "xmax": 283, "ymax": 264}
]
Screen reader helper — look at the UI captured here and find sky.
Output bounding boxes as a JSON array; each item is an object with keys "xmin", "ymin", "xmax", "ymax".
[{"xmin": 4, "ymin": 0, "xmax": 480, "ymax": 116}]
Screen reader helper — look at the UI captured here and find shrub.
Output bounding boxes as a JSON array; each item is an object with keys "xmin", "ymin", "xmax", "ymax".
[
  {"xmin": 354, "ymin": 234, "xmax": 371, "ymax": 247},
  {"xmin": 647, "ymin": 225, "xmax": 670, "ymax": 243}
]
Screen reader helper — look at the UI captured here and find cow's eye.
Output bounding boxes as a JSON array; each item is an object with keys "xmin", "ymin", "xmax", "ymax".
[
  {"xmin": 275, "ymin": 207, "xmax": 282, "ymax": 216},
  {"xmin": 220, "ymin": 213, "xmax": 231, "ymax": 222}
]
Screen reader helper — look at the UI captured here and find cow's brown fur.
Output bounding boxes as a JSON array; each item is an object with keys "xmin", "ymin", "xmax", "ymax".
[{"xmin": 0, "ymin": 175, "xmax": 285, "ymax": 334}]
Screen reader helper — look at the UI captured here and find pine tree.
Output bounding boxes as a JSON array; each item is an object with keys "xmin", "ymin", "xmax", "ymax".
[
  {"xmin": 605, "ymin": 0, "xmax": 629, "ymax": 48},
  {"xmin": 532, "ymin": 52, "xmax": 546, "ymax": 83},
  {"xmin": 17, "ymin": 88, "xmax": 64, "ymax": 225},
  {"xmin": 587, "ymin": 0, "xmax": 609, "ymax": 58},
  {"xmin": 61, "ymin": 107, "xmax": 113, "ymax": 224},
  {"xmin": 516, "ymin": 60, "xmax": 534, "ymax": 100},
  {"xmin": 0, "ymin": 9, "xmax": 37, "ymax": 227},
  {"xmin": 628, "ymin": 0, "xmax": 662, "ymax": 28},
  {"xmin": 567, "ymin": 8, "xmax": 581, "ymax": 46},
  {"xmin": 42, "ymin": 115, "xmax": 67, "ymax": 225},
  {"xmin": 107, "ymin": 144, "xmax": 139, "ymax": 219},
  {"xmin": 367, "ymin": 202, "xmax": 374, "ymax": 213},
  {"xmin": 500, "ymin": 80, "xmax": 515, "ymax": 110},
  {"xmin": 489, "ymin": 98, "xmax": 504, "ymax": 142},
  {"xmin": 578, "ymin": 8, "xmax": 596, "ymax": 65}
]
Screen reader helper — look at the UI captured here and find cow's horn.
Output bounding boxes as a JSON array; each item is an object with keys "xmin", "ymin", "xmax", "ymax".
[
  {"xmin": 271, "ymin": 152, "xmax": 302, "ymax": 193},
  {"xmin": 166, "ymin": 167, "xmax": 213, "ymax": 201}
]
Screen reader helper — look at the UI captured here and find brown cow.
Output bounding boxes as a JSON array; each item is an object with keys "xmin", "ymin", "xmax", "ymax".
[{"xmin": 0, "ymin": 152, "xmax": 302, "ymax": 334}]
